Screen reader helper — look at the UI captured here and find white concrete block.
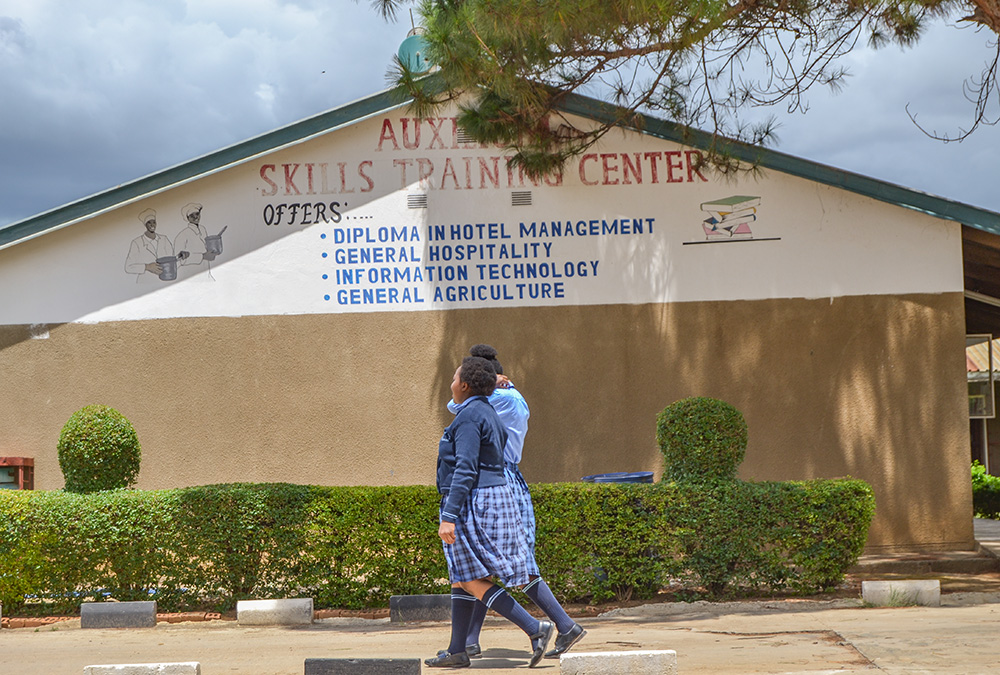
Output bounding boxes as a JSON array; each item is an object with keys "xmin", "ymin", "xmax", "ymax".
[
  {"xmin": 236, "ymin": 597, "xmax": 313, "ymax": 625},
  {"xmin": 862, "ymin": 580, "xmax": 941, "ymax": 606},
  {"xmin": 560, "ymin": 650, "xmax": 678, "ymax": 675},
  {"xmin": 83, "ymin": 663, "xmax": 201, "ymax": 675}
]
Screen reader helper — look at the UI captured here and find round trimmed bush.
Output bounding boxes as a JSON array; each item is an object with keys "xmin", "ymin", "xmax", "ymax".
[
  {"xmin": 57, "ymin": 405, "xmax": 141, "ymax": 493},
  {"xmin": 656, "ymin": 397, "xmax": 747, "ymax": 482}
]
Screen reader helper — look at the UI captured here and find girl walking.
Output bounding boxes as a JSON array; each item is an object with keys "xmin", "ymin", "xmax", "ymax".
[{"xmin": 425, "ymin": 356, "xmax": 553, "ymax": 669}]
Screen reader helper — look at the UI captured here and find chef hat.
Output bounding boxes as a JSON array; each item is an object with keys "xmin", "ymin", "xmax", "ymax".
[
  {"xmin": 182, "ymin": 203, "xmax": 203, "ymax": 219},
  {"xmin": 138, "ymin": 208, "xmax": 157, "ymax": 225}
]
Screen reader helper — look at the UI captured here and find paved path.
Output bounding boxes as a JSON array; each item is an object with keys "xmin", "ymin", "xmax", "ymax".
[
  {"xmin": 6, "ymin": 593, "xmax": 1000, "ymax": 674},
  {"xmin": 6, "ymin": 520, "xmax": 1000, "ymax": 674},
  {"xmin": 977, "ymin": 517, "xmax": 1000, "ymax": 559}
]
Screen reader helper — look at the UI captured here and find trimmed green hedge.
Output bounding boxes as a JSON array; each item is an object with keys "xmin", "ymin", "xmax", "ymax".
[
  {"xmin": 657, "ymin": 397, "xmax": 747, "ymax": 482},
  {"xmin": 57, "ymin": 405, "xmax": 141, "ymax": 494},
  {"xmin": 0, "ymin": 479, "xmax": 873, "ymax": 613},
  {"xmin": 973, "ymin": 461, "xmax": 1000, "ymax": 520}
]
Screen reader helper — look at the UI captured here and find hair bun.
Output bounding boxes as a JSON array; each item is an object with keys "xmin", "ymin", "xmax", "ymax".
[{"xmin": 469, "ymin": 343, "xmax": 498, "ymax": 360}]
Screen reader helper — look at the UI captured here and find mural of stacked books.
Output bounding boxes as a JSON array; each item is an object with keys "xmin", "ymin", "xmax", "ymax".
[
  {"xmin": 702, "ymin": 195, "xmax": 759, "ymax": 239},
  {"xmin": 684, "ymin": 195, "xmax": 779, "ymax": 245}
]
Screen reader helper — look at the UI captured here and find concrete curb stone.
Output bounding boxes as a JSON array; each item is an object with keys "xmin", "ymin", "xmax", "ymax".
[
  {"xmin": 237, "ymin": 598, "xmax": 313, "ymax": 626},
  {"xmin": 83, "ymin": 663, "xmax": 201, "ymax": 675},
  {"xmin": 560, "ymin": 649, "xmax": 678, "ymax": 674},
  {"xmin": 304, "ymin": 657, "xmax": 421, "ymax": 674},
  {"xmin": 862, "ymin": 579, "xmax": 941, "ymax": 606},
  {"xmin": 389, "ymin": 594, "xmax": 451, "ymax": 622},
  {"xmin": 81, "ymin": 601, "xmax": 157, "ymax": 629}
]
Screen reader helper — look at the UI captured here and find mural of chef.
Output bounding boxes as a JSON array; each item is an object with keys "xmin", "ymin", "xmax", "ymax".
[
  {"xmin": 124, "ymin": 209, "xmax": 187, "ymax": 283},
  {"xmin": 174, "ymin": 203, "xmax": 221, "ymax": 277}
]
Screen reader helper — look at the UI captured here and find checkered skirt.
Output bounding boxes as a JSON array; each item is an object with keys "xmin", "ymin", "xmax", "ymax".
[
  {"xmin": 442, "ymin": 484, "xmax": 532, "ymax": 585},
  {"xmin": 504, "ymin": 463, "xmax": 540, "ymax": 576}
]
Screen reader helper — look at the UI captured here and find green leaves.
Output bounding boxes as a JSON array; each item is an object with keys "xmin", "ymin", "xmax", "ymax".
[
  {"xmin": 384, "ymin": 0, "xmax": 949, "ymax": 178},
  {"xmin": 657, "ymin": 396, "xmax": 748, "ymax": 483},
  {"xmin": 56, "ymin": 405, "xmax": 141, "ymax": 494},
  {"xmin": 0, "ymin": 478, "xmax": 873, "ymax": 612},
  {"xmin": 972, "ymin": 461, "xmax": 1000, "ymax": 519}
]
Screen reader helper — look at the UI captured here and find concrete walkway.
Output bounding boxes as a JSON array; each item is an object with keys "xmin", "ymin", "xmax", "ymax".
[
  {"xmin": 5, "ymin": 521, "xmax": 1000, "ymax": 674},
  {"xmin": 6, "ymin": 593, "xmax": 1000, "ymax": 674},
  {"xmin": 977, "ymin": 517, "xmax": 1000, "ymax": 558}
]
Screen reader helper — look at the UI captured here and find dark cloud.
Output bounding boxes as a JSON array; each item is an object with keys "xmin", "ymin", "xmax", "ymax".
[
  {"xmin": 0, "ymin": 1, "xmax": 407, "ymax": 225},
  {"xmin": 1, "ymin": 2, "xmax": 997, "ymax": 228},
  {"xmin": 767, "ymin": 20, "xmax": 1000, "ymax": 211}
]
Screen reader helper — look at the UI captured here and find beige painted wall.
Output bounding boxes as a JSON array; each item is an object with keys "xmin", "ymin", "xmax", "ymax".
[{"xmin": 0, "ymin": 291, "xmax": 971, "ymax": 552}]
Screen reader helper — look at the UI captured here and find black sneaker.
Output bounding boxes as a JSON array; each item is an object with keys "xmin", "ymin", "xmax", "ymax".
[
  {"xmin": 544, "ymin": 622, "xmax": 587, "ymax": 658},
  {"xmin": 528, "ymin": 620, "xmax": 554, "ymax": 667},
  {"xmin": 425, "ymin": 650, "xmax": 471, "ymax": 668}
]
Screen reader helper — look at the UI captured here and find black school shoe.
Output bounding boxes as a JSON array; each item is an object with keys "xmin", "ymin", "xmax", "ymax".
[
  {"xmin": 425, "ymin": 650, "xmax": 471, "ymax": 668},
  {"xmin": 544, "ymin": 622, "xmax": 587, "ymax": 658},
  {"xmin": 528, "ymin": 620, "xmax": 555, "ymax": 667},
  {"xmin": 437, "ymin": 645, "xmax": 481, "ymax": 659}
]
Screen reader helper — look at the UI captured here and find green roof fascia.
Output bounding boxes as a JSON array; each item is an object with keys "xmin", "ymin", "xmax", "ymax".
[
  {"xmin": 556, "ymin": 92, "xmax": 1000, "ymax": 236},
  {"xmin": 4, "ymin": 76, "xmax": 999, "ymax": 252},
  {"xmin": 0, "ymin": 86, "xmax": 413, "ymax": 251}
]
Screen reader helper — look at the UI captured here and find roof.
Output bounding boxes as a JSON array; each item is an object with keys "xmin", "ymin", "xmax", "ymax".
[
  {"xmin": 3, "ymin": 80, "xmax": 1000, "ymax": 251},
  {"xmin": 967, "ymin": 338, "xmax": 1000, "ymax": 374}
]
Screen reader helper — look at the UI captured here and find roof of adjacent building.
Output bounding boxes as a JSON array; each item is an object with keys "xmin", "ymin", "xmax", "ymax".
[
  {"xmin": 967, "ymin": 339, "xmax": 1000, "ymax": 373},
  {"xmin": 3, "ymin": 81, "xmax": 1000, "ymax": 252}
]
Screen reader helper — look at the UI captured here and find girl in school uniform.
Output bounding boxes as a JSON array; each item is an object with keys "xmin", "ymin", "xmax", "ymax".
[
  {"xmin": 451, "ymin": 344, "xmax": 586, "ymax": 660},
  {"xmin": 425, "ymin": 356, "xmax": 554, "ymax": 669}
]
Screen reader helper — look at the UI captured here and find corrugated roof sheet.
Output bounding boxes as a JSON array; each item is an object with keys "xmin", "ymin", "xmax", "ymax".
[{"xmin": 967, "ymin": 339, "xmax": 1000, "ymax": 373}]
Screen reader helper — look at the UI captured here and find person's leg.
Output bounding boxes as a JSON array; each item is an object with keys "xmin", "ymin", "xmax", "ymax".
[
  {"xmin": 509, "ymin": 468, "xmax": 586, "ymax": 657},
  {"xmin": 464, "ymin": 600, "xmax": 488, "ymax": 655},
  {"xmin": 522, "ymin": 577, "xmax": 587, "ymax": 657},
  {"xmin": 447, "ymin": 585, "xmax": 477, "ymax": 654},
  {"xmin": 460, "ymin": 579, "xmax": 537, "ymax": 635},
  {"xmin": 461, "ymin": 579, "xmax": 554, "ymax": 667},
  {"xmin": 522, "ymin": 576, "xmax": 575, "ymax": 633},
  {"xmin": 424, "ymin": 584, "xmax": 476, "ymax": 668}
]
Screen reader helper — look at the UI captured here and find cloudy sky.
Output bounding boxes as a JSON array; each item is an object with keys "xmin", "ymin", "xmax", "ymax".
[{"xmin": 1, "ymin": 0, "xmax": 999, "ymax": 229}]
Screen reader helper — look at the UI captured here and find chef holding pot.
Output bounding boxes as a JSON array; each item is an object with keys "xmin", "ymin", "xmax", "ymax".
[
  {"xmin": 174, "ymin": 203, "xmax": 216, "ymax": 267},
  {"xmin": 124, "ymin": 208, "xmax": 189, "ymax": 283}
]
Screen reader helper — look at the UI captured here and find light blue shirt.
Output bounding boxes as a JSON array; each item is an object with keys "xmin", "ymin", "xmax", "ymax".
[{"xmin": 449, "ymin": 386, "xmax": 529, "ymax": 465}]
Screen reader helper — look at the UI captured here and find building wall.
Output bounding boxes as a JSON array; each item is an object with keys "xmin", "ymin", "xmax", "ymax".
[
  {"xmin": 0, "ymin": 102, "xmax": 972, "ymax": 552},
  {"xmin": 0, "ymin": 291, "xmax": 971, "ymax": 551}
]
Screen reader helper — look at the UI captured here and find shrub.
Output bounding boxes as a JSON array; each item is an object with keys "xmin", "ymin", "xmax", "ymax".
[
  {"xmin": 57, "ymin": 405, "xmax": 141, "ymax": 494},
  {"xmin": 657, "ymin": 397, "xmax": 748, "ymax": 482},
  {"xmin": 532, "ymin": 482, "xmax": 684, "ymax": 602},
  {"xmin": 0, "ymin": 479, "xmax": 874, "ymax": 612},
  {"xmin": 972, "ymin": 461, "xmax": 1000, "ymax": 519}
]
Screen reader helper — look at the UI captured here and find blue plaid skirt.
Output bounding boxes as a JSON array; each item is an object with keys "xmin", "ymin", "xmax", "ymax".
[
  {"xmin": 442, "ymin": 484, "xmax": 532, "ymax": 586},
  {"xmin": 504, "ymin": 463, "xmax": 540, "ymax": 576}
]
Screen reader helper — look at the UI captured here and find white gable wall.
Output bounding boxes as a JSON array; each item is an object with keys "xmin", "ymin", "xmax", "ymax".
[
  {"xmin": 0, "ymin": 104, "xmax": 971, "ymax": 552},
  {"xmin": 0, "ymin": 107, "xmax": 961, "ymax": 325}
]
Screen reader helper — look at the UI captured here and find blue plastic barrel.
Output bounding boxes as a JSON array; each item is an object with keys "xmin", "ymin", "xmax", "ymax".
[{"xmin": 581, "ymin": 471, "xmax": 654, "ymax": 484}]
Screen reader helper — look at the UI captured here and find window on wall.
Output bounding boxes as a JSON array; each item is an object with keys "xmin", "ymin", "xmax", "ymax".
[
  {"xmin": 0, "ymin": 457, "xmax": 34, "ymax": 490},
  {"xmin": 967, "ymin": 334, "xmax": 996, "ymax": 419}
]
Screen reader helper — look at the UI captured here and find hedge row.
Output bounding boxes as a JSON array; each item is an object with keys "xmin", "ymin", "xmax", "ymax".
[
  {"xmin": 0, "ymin": 479, "xmax": 874, "ymax": 614},
  {"xmin": 973, "ymin": 461, "xmax": 1000, "ymax": 519}
]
